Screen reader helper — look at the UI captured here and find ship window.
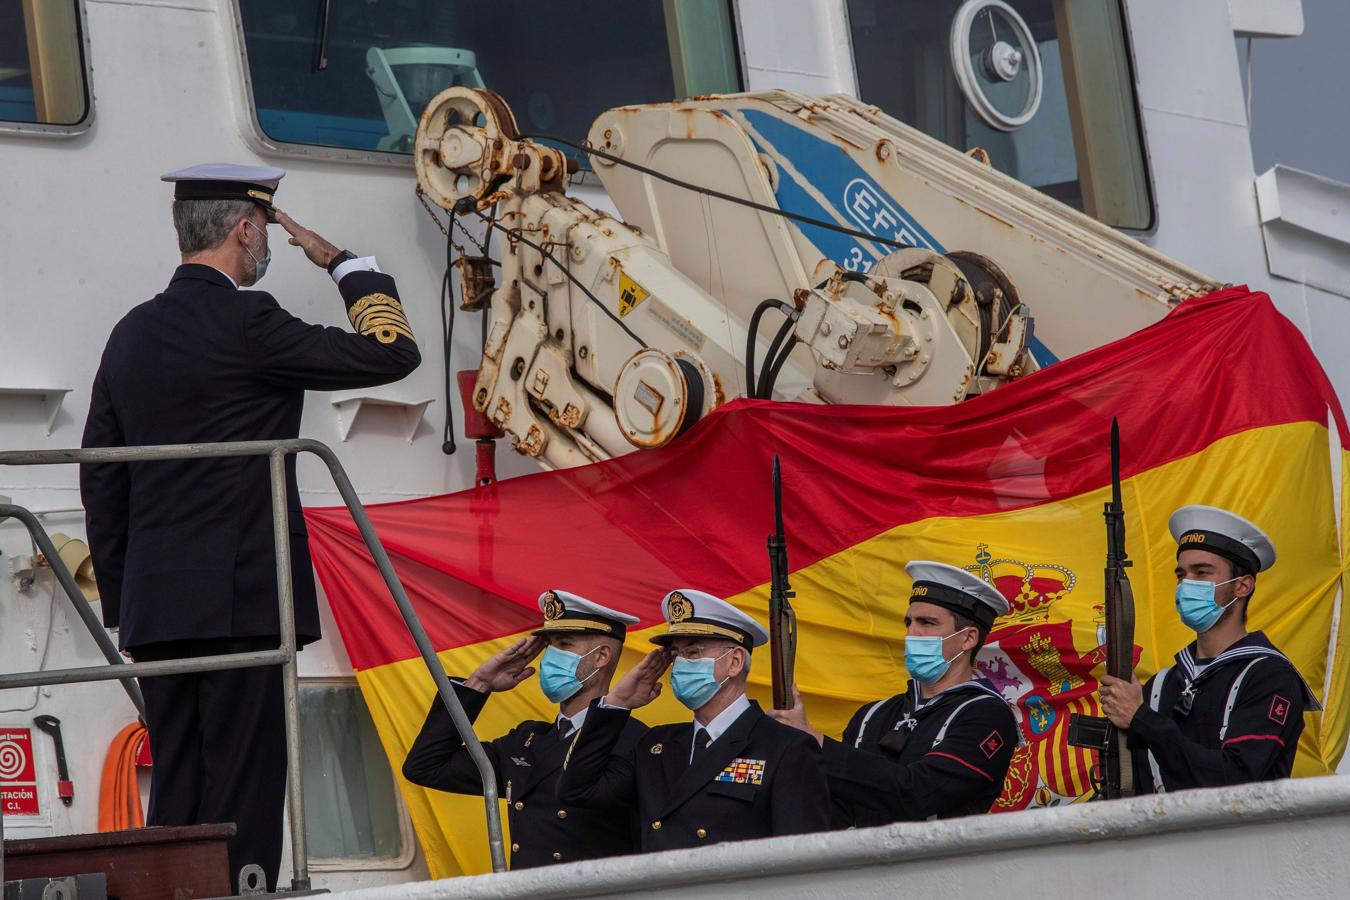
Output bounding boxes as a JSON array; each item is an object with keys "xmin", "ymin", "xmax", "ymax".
[
  {"xmin": 0, "ymin": 1, "xmax": 92, "ymax": 132},
  {"xmin": 300, "ymin": 682, "xmax": 411, "ymax": 868},
  {"xmin": 234, "ymin": 0, "xmax": 741, "ymax": 165},
  {"xmin": 846, "ymin": 0, "xmax": 1153, "ymax": 231}
]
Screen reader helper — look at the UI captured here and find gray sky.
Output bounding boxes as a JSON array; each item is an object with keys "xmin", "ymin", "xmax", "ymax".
[{"xmin": 1240, "ymin": 0, "xmax": 1350, "ymax": 183}]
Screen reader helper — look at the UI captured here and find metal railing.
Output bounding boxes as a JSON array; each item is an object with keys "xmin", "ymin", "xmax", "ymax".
[{"xmin": 0, "ymin": 438, "xmax": 508, "ymax": 890}]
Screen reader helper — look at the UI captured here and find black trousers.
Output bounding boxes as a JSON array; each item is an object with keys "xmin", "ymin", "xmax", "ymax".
[{"xmin": 134, "ymin": 637, "xmax": 287, "ymax": 893}]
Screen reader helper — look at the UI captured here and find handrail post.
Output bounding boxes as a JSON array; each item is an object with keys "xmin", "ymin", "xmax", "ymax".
[
  {"xmin": 0, "ymin": 504, "xmax": 146, "ymax": 721},
  {"xmin": 0, "ymin": 439, "xmax": 510, "ymax": 877},
  {"xmin": 303, "ymin": 441, "xmax": 509, "ymax": 873},
  {"xmin": 270, "ymin": 449, "xmax": 310, "ymax": 891}
]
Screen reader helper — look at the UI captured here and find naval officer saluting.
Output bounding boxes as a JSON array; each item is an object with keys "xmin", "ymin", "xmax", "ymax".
[
  {"xmin": 80, "ymin": 164, "xmax": 420, "ymax": 891},
  {"xmin": 1099, "ymin": 505, "xmax": 1319, "ymax": 793},
  {"xmin": 558, "ymin": 590, "xmax": 831, "ymax": 849},
  {"xmin": 773, "ymin": 561, "xmax": 1019, "ymax": 825},
  {"xmin": 403, "ymin": 590, "xmax": 648, "ymax": 868}
]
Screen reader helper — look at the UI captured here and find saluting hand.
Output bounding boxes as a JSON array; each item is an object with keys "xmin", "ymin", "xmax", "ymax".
[
  {"xmin": 604, "ymin": 648, "xmax": 673, "ymax": 710},
  {"xmin": 274, "ymin": 209, "xmax": 341, "ymax": 269},
  {"xmin": 464, "ymin": 635, "xmax": 545, "ymax": 694},
  {"xmin": 767, "ymin": 686, "xmax": 825, "ymax": 746},
  {"xmin": 1098, "ymin": 673, "xmax": 1144, "ymax": 729}
]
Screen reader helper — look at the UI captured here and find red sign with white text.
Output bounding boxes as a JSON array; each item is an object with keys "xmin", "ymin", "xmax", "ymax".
[{"xmin": 0, "ymin": 728, "xmax": 40, "ymax": 815}]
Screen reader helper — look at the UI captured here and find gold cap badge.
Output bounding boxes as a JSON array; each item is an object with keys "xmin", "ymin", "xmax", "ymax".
[
  {"xmin": 667, "ymin": 592, "xmax": 693, "ymax": 624},
  {"xmin": 542, "ymin": 591, "xmax": 564, "ymax": 621}
]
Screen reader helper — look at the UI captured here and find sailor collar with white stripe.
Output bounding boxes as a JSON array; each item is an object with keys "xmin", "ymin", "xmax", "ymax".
[
  {"xmin": 911, "ymin": 676, "xmax": 1005, "ymax": 711},
  {"xmin": 1173, "ymin": 631, "xmax": 1321, "ymax": 710}
]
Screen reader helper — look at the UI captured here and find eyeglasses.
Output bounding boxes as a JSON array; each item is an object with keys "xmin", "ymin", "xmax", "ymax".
[{"xmin": 671, "ymin": 643, "xmax": 735, "ymax": 661}]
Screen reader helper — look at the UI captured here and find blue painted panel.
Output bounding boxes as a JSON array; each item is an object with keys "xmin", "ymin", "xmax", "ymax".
[
  {"xmin": 741, "ymin": 109, "xmax": 942, "ymax": 257},
  {"xmin": 740, "ymin": 107, "xmax": 1059, "ymax": 365}
]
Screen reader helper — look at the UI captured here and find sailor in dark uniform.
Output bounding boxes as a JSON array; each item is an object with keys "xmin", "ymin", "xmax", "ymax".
[
  {"xmin": 403, "ymin": 590, "xmax": 647, "ymax": 868},
  {"xmin": 80, "ymin": 164, "xmax": 420, "ymax": 891},
  {"xmin": 772, "ymin": 561, "xmax": 1018, "ymax": 825},
  {"xmin": 558, "ymin": 589, "xmax": 831, "ymax": 849},
  {"xmin": 1100, "ymin": 505, "xmax": 1319, "ymax": 793}
]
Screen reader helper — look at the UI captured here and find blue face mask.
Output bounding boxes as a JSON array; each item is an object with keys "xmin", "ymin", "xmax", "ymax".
[
  {"xmin": 670, "ymin": 649, "xmax": 733, "ymax": 711},
  {"xmin": 1175, "ymin": 576, "xmax": 1242, "ymax": 633},
  {"xmin": 243, "ymin": 219, "xmax": 271, "ymax": 285},
  {"xmin": 538, "ymin": 645, "xmax": 600, "ymax": 703},
  {"xmin": 905, "ymin": 629, "xmax": 971, "ymax": 684}
]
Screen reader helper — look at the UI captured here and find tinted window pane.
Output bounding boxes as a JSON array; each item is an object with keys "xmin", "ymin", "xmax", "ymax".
[
  {"xmin": 847, "ymin": 0, "xmax": 1151, "ymax": 229},
  {"xmin": 300, "ymin": 684, "xmax": 402, "ymax": 861},
  {"xmin": 238, "ymin": 1, "xmax": 740, "ymax": 159},
  {"xmin": 0, "ymin": 2, "xmax": 89, "ymax": 127}
]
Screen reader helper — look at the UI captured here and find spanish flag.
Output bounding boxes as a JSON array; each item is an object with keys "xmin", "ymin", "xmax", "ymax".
[{"xmin": 305, "ymin": 287, "xmax": 1350, "ymax": 877}]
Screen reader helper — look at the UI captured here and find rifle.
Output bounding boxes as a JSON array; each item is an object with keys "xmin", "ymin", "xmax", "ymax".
[
  {"xmin": 1067, "ymin": 418, "xmax": 1136, "ymax": 799},
  {"xmin": 767, "ymin": 455, "xmax": 798, "ymax": 710}
]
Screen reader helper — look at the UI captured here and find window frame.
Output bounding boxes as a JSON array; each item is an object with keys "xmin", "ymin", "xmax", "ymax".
[
  {"xmin": 0, "ymin": 0, "xmax": 96, "ymax": 138},
  {"xmin": 841, "ymin": 0, "xmax": 1156, "ymax": 233},
  {"xmin": 228, "ymin": 0, "xmax": 745, "ymax": 172},
  {"xmin": 298, "ymin": 676, "xmax": 418, "ymax": 874}
]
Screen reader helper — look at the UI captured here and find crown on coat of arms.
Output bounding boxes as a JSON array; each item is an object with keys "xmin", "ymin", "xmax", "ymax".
[{"xmin": 963, "ymin": 543, "xmax": 1076, "ymax": 625}]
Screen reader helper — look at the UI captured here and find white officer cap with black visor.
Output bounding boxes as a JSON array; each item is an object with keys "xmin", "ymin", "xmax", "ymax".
[
  {"xmin": 904, "ymin": 561, "xmax": 1010, "ymax": 633},
  {"xmin": 1169, "ymin": 505, "xmax": 1276, "ymax": 575},
  {"xmin": 650, "ymin": 589, "xmax": 769, "ymax": 650},
  {"xmin": 161, "ymin": 163, "xmax": 287, "ymax": 222},
  {"xmin": 530, "ymin": 589, "xmax": 639, "ymax": 642}
]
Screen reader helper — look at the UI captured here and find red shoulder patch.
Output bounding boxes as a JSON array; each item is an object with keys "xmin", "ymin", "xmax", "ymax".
[
  {"xmin": 979, "ymin": 730, "xmax": 1005, "ymax": 759},
  {"xmin": 1268, "ymin": 694, "xmax": 1290, "ymax": 726}
]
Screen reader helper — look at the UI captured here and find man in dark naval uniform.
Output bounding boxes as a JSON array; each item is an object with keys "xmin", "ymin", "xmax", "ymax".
[
  {"xmin": 1100, "ymin": 505, "xmax": 1319, "ymax": 794},
  {"xmin": 403, "ymin": 590, "xmax": 647, "ymax": 868},
  {"xmin": 80, "ymin": 163, "xmax": 420, "ymax": 891},
  {"xmin": 558, "ymin": 589, "xmax": 831, "ymax": 850},
  {"xmin": 773, "ymin": 561, "xmax": 1019, "ymax": 826}
]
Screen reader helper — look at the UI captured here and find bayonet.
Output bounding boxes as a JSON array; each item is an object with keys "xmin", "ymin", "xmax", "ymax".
[{"xmin": 767, "ymin": 455, "xmax": 798, "ymax": 710}]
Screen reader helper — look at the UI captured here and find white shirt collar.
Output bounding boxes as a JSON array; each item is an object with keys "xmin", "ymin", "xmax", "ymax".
[
  {"xmin": 696, "ymin": 692, "xmax": 751, "ymax": 745},
  {"xmin": 209, "ymin": 265, "xmax": 238, "ymax": 289},
  {"xmin": 557, "ymin": 705, "xmax": 589, "ymax": 733}
]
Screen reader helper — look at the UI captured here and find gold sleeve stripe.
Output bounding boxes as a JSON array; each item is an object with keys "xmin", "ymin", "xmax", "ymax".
[{"xmin": 348, "ymin": 293, "xmax": 416, "ymax": 344}]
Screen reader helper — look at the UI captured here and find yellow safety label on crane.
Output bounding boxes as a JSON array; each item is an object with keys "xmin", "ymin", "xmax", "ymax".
[{"xmin": 618, "ymin": 271, "xmax": 650, "ymax": 318}]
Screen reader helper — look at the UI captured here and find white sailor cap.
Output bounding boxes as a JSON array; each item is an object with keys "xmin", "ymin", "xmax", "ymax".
[
  {"xmin": 531, "ymin": 589, "xmax": 639, "ymax": 641},
  {"xmin": 904, "ymin": 561, "xmax": 1010, "ymax": 632},
  {"xmin": 161, "ymin": 163, "xmax": 287, "ymax": 218},
  {"xmin": 651, "ymin": 589, "xmax": 769, "ymax": 649},
  {"xmin": 1169, "ymin": 505, "xmax": 1276, "ymax": 574}
]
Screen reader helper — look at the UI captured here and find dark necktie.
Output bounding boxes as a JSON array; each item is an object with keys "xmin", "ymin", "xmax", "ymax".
[
  {"xmin": 558, "ymin": 717, "xmax": 574, "ymax": 738},
  {"xmin": 691, "ymin": 727, "xmax": 711, "ymax": 765}
]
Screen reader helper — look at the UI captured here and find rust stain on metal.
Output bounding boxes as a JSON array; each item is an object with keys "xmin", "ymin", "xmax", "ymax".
[
  {"xmin": 710, "ymin": 371, "xmax": 727, "ymax": 409},
  {"xmin": 874, "ymin": 301, "xmax": 899, "ymax": 328},
  {"xmin": 558, "ymin": 403, "xmax": 583, "ymax": 429},
  {"xmin": 520, "ymin": 424, "xmax": 545, "ymax": 457}
]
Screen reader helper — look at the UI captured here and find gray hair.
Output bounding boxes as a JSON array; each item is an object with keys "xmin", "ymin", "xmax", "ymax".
[{"xmin": 172, "ymin": 199, "xmax": 256, "ymax": 255}]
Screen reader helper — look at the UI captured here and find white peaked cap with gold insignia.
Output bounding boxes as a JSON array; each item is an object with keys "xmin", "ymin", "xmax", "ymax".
[
  {"xmin": 1169, "ymin": 505, "xmax": 1276, "ymax": 574},
  {"xmin": 904, "ymin": 561, "xmax": 1010, "ymax": 632},
  {"xmin": 530, "ymin": 589, "xmax": 639, "ymax": 641},
  {"xmin": 651, "ymin": 589, "xmax": 769, "ymax": 649},
  {"xmin": 161, "ymin": 163, "xmax": 287, "ymax": 218}
]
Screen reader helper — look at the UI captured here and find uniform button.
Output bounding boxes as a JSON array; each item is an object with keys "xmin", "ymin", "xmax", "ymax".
[
  {"xmin": 651, "ymin": 820, "xmax": 662, "ymax": 830},
  {"xmin": 511, "ymin": 842, "xmax": 520, "ymax": 853},
  {"xmin": 697, "ymin": 828, "xmax": 707, "ymax": 839},
  {"xmin": 514, "ymin": 801, "xmax": 524, "ymax": 810},
  {"xmin": 552, "ymin": 852, "xmax": 562, "ymax": 861},
  {"xmin": 556, "ymin": 809, "xmax": 568, "ymax": 819}
]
